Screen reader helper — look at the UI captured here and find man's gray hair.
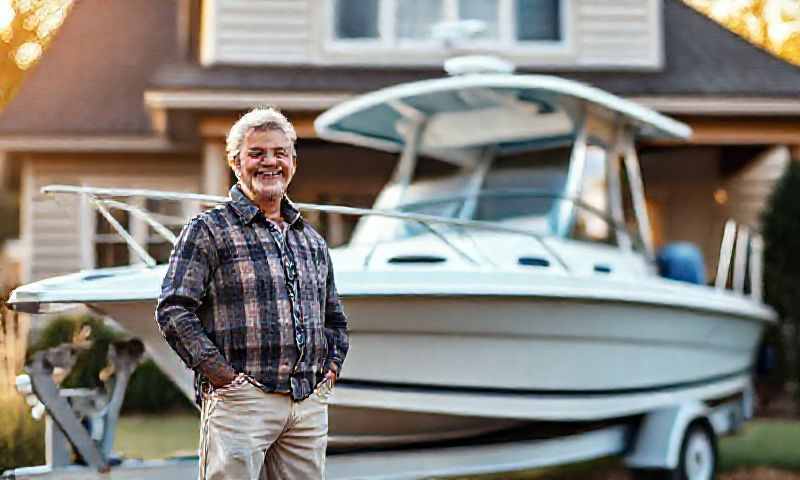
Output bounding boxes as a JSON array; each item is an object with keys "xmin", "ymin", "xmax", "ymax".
[{"xmin": 226, "ymin": 107, "xmax": 298, "ymax": 168}]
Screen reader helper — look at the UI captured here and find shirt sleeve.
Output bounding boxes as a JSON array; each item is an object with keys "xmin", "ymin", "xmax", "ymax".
[
  {"xmin": 323, "ymin": 245, "xmax": 349, "ymax": 374},
  {"xmin": 155, "ymin": 217, "xmax": 227, "ymax": 370}
]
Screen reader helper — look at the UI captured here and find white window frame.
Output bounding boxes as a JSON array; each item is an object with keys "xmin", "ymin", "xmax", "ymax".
[{"xmin": 324, "ymin": 0, "xmax": 572, "ymax": 57}]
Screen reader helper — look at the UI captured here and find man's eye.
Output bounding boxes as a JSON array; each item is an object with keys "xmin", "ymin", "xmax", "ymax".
[
  {"xmin": 248, "ymin": 152, "xmax": 262, "ymax": 158},
  {"xmin": 276, "ymin": 150, "xmax": 287, "ymax": 158}
]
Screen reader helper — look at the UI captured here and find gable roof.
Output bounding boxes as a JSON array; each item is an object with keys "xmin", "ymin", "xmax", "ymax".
[
  {"xmin": 153, "ymin": 0, "xmax": 800, "ymax": 98},
  {"xmin": 0, "ymin": 0, "xmax": 180, "ymax": 136}
]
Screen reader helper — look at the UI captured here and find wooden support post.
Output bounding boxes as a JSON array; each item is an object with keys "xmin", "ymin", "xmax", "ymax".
[{"xmin": 203, "ymin": 141, "xmax": 230, "ymax": 197}]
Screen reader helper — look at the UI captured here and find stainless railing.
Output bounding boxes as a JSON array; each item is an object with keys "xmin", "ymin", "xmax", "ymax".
[{"xmin": 42, "ymin": 185, "xmax": 576, "ymax": 271}]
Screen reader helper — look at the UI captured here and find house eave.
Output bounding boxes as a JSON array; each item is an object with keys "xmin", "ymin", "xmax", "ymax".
[
  {"xmin": 0, "ymin": 135, "xmax": 199, "ymax": 153},
  {"xmin": 145, "ymin": 89, "xmax": 800, "ymax": 118},
  {"xmin": 144, "ymin": 90, "xmax": 354, "ymax": 112},
  {"xmin": 632, "ymin": 96, "xmax": 800, "ymax": 116}
]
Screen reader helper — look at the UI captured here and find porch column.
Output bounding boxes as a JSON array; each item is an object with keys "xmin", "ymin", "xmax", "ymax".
[{"xmin": 203, "ymin": 140, "xmax": 229, "ymax": 196}]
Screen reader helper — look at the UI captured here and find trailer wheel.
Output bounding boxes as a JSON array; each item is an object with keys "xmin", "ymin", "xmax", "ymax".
[
  {"xmin": 678, "ymin": 422, "xmax": 717, "ymax": 480},
  {"xmin": 630, "ymin": 422, "xmax": 718, "ymax": 480}
]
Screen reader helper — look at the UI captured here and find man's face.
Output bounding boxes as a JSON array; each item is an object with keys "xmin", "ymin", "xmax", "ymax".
[{"xmin": 236, "ymin": 128, "xmax": 296, "ymax": 205}]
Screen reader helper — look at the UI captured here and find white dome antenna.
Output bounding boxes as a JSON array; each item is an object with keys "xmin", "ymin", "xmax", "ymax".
[
  {"xmin": 444, "ymin": 55, "xmax": 516, "ymax": 76},
  {"xmin": 432, "ymin": 19, "xmax": 486, "ymax": 46}
]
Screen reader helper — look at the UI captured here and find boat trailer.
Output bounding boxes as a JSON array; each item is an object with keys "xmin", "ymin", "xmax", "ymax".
[{"xmin": 3, "ymin": 338, "xmax": 754, "ymax": 480}]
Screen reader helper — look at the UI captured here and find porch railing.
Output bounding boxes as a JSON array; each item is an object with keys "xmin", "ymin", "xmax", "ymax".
[{"xmin": 715, "ymin": 219, "xmax": 764, "ymax": 301}]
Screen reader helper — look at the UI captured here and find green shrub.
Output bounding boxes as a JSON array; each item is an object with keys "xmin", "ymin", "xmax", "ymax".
[
  {"xmin": 0, "ymin": 395, "xmax": 44, "ymax": 473},
  {"xmin": 123, "ymin": 359, "xmax": 192, "ymax": 413},
  {"xmin": 762, "ymin": 160, "xmax": 800, "ymax": 399}
]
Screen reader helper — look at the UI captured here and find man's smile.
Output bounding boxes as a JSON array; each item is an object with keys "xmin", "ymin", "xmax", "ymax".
[{"xmin": 256, "ymin": 168, "xmax": 283, "ymax": 180}]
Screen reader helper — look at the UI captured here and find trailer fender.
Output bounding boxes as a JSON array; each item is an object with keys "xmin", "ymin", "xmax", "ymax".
[{"xmin": 624, "ymin": 400, "xmax": 710, "ymax": 469}]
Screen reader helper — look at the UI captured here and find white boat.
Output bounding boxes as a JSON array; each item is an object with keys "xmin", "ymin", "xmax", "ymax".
[{"xmin": 8, "ymin": 59, "xmax": 775, "ymax": 449}]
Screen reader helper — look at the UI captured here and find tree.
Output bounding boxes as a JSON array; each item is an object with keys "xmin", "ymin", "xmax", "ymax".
[
  {"xmin": 0, "ymin": 0, "xmax": 76, "ymax": 111},
  {"xmin": 761, "ymin": 159, "xmax": 800, "ymax": 394},
  {"xmin": 685, "ymin": 0, "xmax": 800, "ymax": 66}
]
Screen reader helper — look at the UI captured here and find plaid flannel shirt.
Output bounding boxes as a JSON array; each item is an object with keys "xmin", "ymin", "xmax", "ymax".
[{"xmin": 155, "ymin": 185, "xmax": 349, "ymax": 401}]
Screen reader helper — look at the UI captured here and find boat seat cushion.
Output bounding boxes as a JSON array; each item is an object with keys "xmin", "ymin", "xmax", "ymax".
[{"xmin": 656, "ymin": 242, "xmax": 706, "ymax": 285}]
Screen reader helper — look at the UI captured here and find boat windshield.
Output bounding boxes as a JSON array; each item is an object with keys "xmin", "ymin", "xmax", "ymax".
[{"xmin": 394, "ymin": 147, "xmax": 572, "ymax": 238}]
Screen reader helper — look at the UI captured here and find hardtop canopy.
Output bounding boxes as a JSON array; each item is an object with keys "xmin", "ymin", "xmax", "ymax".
[{"xmin": 314, "ymin": 73, "xmax": 692, "ymax": 163}]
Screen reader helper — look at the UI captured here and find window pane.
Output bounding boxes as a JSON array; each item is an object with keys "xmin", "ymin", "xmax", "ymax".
[
  {"xmin": 95, "ymin": 210, "xmax": 128, "ymax": 235},
  {"xmin": 572, "ymin": 144, "xmax": 615, "ymax": 245},
  {"xmin": 476, "ymin": 147, "xmax": 571, "ymax": 228},
  {"xmin": 397, "ymin": 0, "xmax": 444, "ymax": 40},
  {"xmin": 148, "ymin": 241, "xmax": 175, "ymax": 265},
  {"xmin": 458, "ymin": 0, "xmax": 499, "ymax": 39},
  {"xmin": 335, "ymin": 0, "xmax": 379, "ymax": 39},
  {"xmin": 145, "ymin": 199, "xmax": 185, "ymax": 237},
  {"xmin": 96, "ymin": 243, "xmax": 130, "ymax": 268},
  {"xmin": 516, "ymin": 0, "xmax": 561, "ymax": 41},
  {"xmin": 145, "ymin": 199, "xmax": 186, "ymax": 264}
]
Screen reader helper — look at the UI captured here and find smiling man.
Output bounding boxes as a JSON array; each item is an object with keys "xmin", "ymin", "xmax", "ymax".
[{"xmin": 155, "ymin": 107, "xmax": 349, "ymax": 479}]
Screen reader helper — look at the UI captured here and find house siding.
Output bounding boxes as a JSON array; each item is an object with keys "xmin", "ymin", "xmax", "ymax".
[
  {"xmin": 575, "ymin": 0, "xmax": 661, "ymax": 67},
  {"xmin": 201, "ymin": 0, "xmax": 662, "ymax": 69},
  {"xmin": 201, "ymin": 0, "xmax": 312, "ymax": 66},
  {"xmin": 22, "ymin": 154, "xmax": 200, "ymax": 282},
  {"xmin": 723, "ymin": 145, "xmax": 790, "ymax": 229}
]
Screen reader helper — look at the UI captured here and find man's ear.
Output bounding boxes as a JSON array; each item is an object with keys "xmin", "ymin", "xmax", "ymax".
[{"xmin": 231, "ymin": 155, "xmax": 242, "ymax": 180}]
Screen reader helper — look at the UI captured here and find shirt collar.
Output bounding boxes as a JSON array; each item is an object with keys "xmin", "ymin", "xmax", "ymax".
[{"xmin": 229, "ymin": 184, "xmax": 304, "ymax": 229}]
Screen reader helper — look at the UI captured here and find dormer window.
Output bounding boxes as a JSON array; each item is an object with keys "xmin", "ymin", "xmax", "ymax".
[{"xmin": 331, "ymin": 0, "xmax": 563, "ymax": 47}]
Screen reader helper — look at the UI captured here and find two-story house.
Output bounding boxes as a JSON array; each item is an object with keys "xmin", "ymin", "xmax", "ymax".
[{"xmin": 0, "ymin": 0, "xmax": 798, "ymax": 283}]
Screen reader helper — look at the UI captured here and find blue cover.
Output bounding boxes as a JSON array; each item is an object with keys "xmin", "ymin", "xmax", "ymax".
[{"xmin": 656, "ymin": 242, "xmax": 706, "ymax": 285}]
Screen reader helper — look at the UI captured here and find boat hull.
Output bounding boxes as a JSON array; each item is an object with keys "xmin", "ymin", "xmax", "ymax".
[
  {"xmin": 90, "ymin": 292, "xmax": 763, "ymax": 448},
  {"xmin": 340, "ymin": 295, "xmax": 761, "ymax": 392}
]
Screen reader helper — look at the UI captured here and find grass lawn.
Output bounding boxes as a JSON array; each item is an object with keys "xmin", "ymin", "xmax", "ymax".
[
  {"xmin": 719, "ymin": 419, "xmax": 800, "ymax": 472},
  {"xmin": 459, "ymin": 419, "xmax": 800, "ymax": 479},
  {"xmin": 115, "ymin": 411, "xmax": 199, "ymax": 460},
  {"xmin": 114, "ymin": 414, "xmax": 800, "ymax": 477}
]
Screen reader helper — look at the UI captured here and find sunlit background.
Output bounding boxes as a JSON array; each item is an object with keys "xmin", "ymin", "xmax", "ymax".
[
  {"xmin": 685, "ymin": 0, "xmax": 800, "ymax": 63},
  {"xmin": 0, "ymin": 0, "xmax": 74, "ymax": 110}
]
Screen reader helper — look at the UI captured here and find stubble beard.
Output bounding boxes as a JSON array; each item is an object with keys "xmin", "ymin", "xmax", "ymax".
[{"xmin": 241, "ymin": 174, "xmax": 284, "ymax": 204}]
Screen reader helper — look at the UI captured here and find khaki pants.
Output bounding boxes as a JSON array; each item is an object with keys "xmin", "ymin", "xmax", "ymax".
[{"xmin": 198, "ymin": 378, "xmax": 329, "ymax": 480}]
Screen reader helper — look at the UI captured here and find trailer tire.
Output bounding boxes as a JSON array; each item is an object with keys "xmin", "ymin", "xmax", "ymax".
[
  {"xmin": 630, "ymin": 421, "xmax": 717, "ymax": 480},
  {"xmin": 677, "ymin": 422, "xmax": 717, "ymax": 480}
]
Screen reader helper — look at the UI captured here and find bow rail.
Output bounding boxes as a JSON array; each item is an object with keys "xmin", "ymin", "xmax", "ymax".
[{"xmin": 42, "ymin": 184, "xmax": 572, "ymax": 271}]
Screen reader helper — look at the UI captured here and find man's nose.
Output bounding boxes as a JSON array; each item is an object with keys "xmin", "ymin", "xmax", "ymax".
[{"xmin": 258, "ymin": 151, "xmax": 278, "ymax": 164}]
